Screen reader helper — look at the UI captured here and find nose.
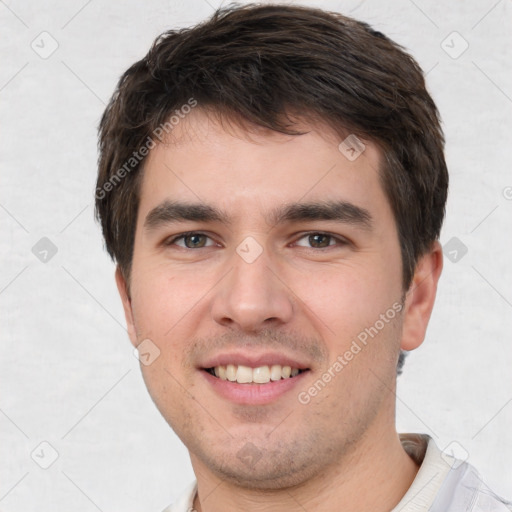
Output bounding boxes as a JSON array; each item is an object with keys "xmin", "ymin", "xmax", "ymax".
[{"xmin": 211, "ymin": 244, "xmax": 294, "ymax": 332}]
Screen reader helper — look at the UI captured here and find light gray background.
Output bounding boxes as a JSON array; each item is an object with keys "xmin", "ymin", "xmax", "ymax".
[{"xmin": 1, "ymin": 0, "xmax": 511, "ymax": 510}]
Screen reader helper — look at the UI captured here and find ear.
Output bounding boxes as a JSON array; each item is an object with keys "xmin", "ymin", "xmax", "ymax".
[
  {"xmin": 401, "ymin": 242, "xmax": 443, "ymax": 351},
  {"xmin": 115, "ymin": 266, "xmax": 138, "ymax": 348}
]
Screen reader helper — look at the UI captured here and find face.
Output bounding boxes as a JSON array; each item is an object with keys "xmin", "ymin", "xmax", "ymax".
[{"xmin": 117, "ymin": 109, "xmax": 439, "ymax": 489}]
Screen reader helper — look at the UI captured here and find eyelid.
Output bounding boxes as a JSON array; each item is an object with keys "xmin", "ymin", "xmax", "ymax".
[
  {"xmin": 292, "ymin": 231, "xmax": 350, "ymax": 248},
  {"xmin": 162, "ymin": 230, "xmax": 350, "ymax": 249},
  {"xmin": 164, "ymin": 231, "xmax": 219, "ymax": 248}
]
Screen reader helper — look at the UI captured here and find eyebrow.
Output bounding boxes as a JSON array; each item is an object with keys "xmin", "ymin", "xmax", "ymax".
[
  {"xmin": 143, "ymin": 199, "xmax": 372, "ymax": 231},
  {"xmin": 268, "ymin": 201, "xmax": 372, "ymax": 229},
  {"xmin": 144, "ymin": 201, "xmax": 230, "ymax": 230}
]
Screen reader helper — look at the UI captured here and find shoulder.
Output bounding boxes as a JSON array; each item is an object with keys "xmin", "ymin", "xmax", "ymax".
[
  {"xmin": 395, "ymin": 434, "xmax": 512, "ymax": 512},
  {"xmin": 431, "ymin": 461, "xmax": 512, "ymax": 512}
]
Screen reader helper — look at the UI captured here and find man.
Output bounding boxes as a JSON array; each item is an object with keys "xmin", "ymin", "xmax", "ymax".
[{"xmin": 95, "ymin": 4, "xmax": 510, "ymax": 511}]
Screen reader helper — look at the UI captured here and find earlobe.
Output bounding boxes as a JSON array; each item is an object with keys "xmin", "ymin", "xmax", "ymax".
[
  {"xmin": 400, "ymin": 242, "xmax": 443, "ymax": 351},
  {"xmin": 115, "ymin": 266, "xmax": 138, "ymax": 347}
]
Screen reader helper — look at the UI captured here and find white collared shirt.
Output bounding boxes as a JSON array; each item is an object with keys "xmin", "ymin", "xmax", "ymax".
[{"xmin": 162, "ymin": 434, "xmax": 511, "ymax": 512}]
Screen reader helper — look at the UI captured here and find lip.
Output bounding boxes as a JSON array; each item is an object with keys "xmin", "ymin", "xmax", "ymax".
[
  {"xmin": 200, "ymin": 351, "xmax": 310, "ymax": 370},
  {"xmin": 201, "ymin": 368, "xmax": 309, "ymax": 405}
]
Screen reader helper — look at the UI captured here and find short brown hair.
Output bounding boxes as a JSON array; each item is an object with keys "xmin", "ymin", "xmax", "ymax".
[{"xmin": 96, "ymin": 3, "xmax": 448, "ymax": 289}]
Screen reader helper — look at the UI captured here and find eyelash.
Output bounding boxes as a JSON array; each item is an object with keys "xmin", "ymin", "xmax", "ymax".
[{"xmin": 164, "ymin": 231, "xmax": 349, "ymax": 250}]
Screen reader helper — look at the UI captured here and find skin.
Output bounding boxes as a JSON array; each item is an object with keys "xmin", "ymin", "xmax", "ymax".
[{"xmin": 116, "ymin": 109, "xmax": 443, "ymax": 512}]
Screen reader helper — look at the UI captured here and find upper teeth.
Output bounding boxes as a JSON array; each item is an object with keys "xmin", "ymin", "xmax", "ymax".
[{"xmin": 212, "ymin": 364, "xmax": 301, "ymax": 384}]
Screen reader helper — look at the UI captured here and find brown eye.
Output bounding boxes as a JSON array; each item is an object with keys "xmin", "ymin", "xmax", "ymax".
[
  {"xmin": 308, "ymin": 233, "xmax": 332, "ymax": 248},
  {"xmin": 294, "ymin": 232, "xmax": 347, "ymax": 249},
  {"xmin": 183, "ymin": 233, "xmax": 208, "ymax": 248}
]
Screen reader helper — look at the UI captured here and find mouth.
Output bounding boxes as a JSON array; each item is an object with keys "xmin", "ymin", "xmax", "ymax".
[
  {"xmin": 203, "ymin": 364, "xmax": 309, "ymax": 384},
  {"xmin": 199, "ymin": 352, "xmax": 312, "ymax": 404},
  {"xmin": 200, "ymin": 357, "xmax": 311, "ymax": 405}
]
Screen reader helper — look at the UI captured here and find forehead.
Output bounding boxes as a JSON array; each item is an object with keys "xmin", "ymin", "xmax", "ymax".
[
  {"xmin": 155, "ymin": 108, "xmax": 369, "ymax": 161},
  {"xmin": 137, "ymin": 108, "xmax": 388, "ymax": 224}
]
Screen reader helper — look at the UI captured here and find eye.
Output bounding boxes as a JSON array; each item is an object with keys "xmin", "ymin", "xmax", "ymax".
[
  {"xmin": 167, "ymin": 232, "xmax": 216, "ymax": 249},
  {"xmin": 294, "ymin": 232, "xmax": 346, "ymax": 249}
]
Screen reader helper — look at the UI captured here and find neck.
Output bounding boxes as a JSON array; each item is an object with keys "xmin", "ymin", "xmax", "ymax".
[{"xmin": 190, "ymin": 419, "xmax": 419, "ymax": 512}]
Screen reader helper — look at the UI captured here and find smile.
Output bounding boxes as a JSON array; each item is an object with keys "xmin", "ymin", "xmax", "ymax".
[{"xmin": 205, "ymin": 364, "xmax": 306, "ymax": 384}]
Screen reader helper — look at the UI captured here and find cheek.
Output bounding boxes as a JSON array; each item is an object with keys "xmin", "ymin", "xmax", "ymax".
[
  {"xmin": 129, "ymin": 269, "xmax": 202, "ymax": 427},
  {"xmin": 292, "ymin": 261, "xmax": 400, "ymax": 343},
  {"xmin": 130, "ymin": 264, "xmax": 210, "ymax": 341}
]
